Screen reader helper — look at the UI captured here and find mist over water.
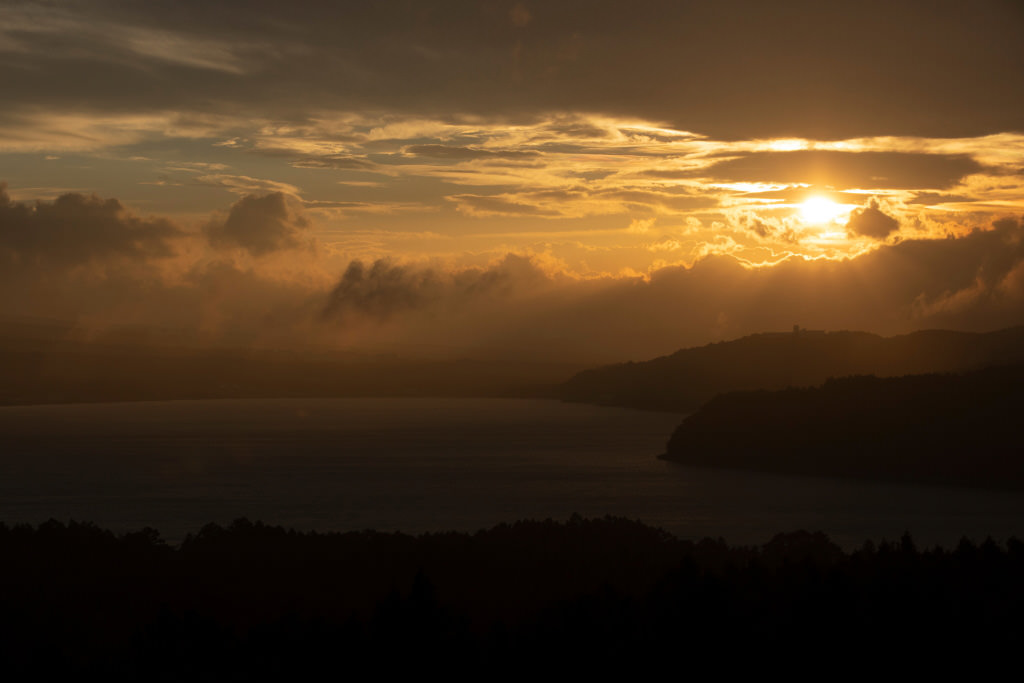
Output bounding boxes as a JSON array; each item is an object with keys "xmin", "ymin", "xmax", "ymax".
[{"xmin": 2, "ymin": 397, "xmax": 1023, "ymax": 548}]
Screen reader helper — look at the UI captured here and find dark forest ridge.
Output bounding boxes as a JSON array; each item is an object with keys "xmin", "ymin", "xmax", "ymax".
[
  {"xmin": 662, "ymin": 364, "xmax": 1024, "ymax": 491},
  {"xmin": 561, "ymin": 325, "xmax": 1024, "ymax": 412},
  {"xmin": 3, "ymin": 516, "xmax": 1023, "ymax": 676}
]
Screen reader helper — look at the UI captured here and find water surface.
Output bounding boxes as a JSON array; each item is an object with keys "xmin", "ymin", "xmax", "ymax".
[{"xmin": 2, "ymin": 397, "xmax": 1023, "ymax": 548}]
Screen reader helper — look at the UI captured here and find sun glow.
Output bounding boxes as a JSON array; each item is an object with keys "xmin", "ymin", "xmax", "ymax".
[
  {"xmin": 799, "ymin": 196, "xmax": 847, "ymax": 224},
  {"xmin": 766, "ymin": 138, "xmax": 807, "ymax": 152}
]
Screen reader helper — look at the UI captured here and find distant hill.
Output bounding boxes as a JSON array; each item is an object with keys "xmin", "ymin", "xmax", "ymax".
[
  {"xmin": 661, "ymin": 365, "xmax": 1024, "ymax": 490},
  {"xmin": 0, "ymin": 318, "xmax": 582, "ymax": 405},
  {"xmin": 561, "ymin": 326, "xmax": 1024, "ymax": 412}
]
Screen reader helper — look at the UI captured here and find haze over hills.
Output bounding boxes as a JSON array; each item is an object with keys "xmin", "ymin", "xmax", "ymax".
[
  {"xmin": 0, "ymin": 316, "xmax": 583, "ymax": 406},
  {"xmin": 561, "ymin": 326, "xmax": 1024, "ymax": 412},
  {"xmin": 8, "ymin": 316, "xmax": 1024, "ymax": 409}
]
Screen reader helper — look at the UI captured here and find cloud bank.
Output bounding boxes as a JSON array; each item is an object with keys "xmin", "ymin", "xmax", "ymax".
[
  {"xmin": 2, "ymin": 186, "xmax": 1021, "ymax": 362},
  {"xmin": 2, "ymin": 1, "xmax": 1022, "ymax": 140}
]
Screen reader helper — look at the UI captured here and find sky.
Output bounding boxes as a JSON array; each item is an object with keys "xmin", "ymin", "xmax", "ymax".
[{"xmin": 1, "ymin": 0, "xmax": 1023, "ymax": 362}]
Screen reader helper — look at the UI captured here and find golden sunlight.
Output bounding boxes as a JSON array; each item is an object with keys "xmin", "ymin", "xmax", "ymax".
[{"xmin": 799, "ymin": 196, "xmax": 847, "ymax": 224}]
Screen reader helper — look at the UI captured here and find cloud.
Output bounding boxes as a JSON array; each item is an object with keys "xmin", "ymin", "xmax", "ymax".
[
  {"xmin": 908, "ymin": 192, "xmax": 974, "ymax": 206},
  {"xmin": 288, "ymin": 156, "xmax": 375, "ymax": 170},
  {"xmin": 449, "ymin": 194, "xmax": 562, "ymax": 218},
  {"xmin": 194, "ymin": 174, "xmax": 301, "ymax": 196},
  {"xmin": 703, "ymin": 151, "xmax": 984, "ymax": 190},
  {"xmin": 1, "ymin": 183, "xmax": 1023, "ymax": 364},
  {"xmin": 404, "ymin": 144, "xmax": 540, "ymax": 160},
  {"xmin": 0, "ymin": 182, "xmax": 180, "ymax": 267},
  {"xmin": 737, "ymin": 213, "xmax": 798, "ymax": 243},
  {"xmin": 310, "ymin": 217, "xmax": 1024, "ymax": 361},
  {"xmin": 447, "ymin": 185, "xmax": 718, "ymax": 219},
  {"xmin": 206, "ymin": 192, "xmax": 310, "ymax": 255},
  {"xmin": 0, "ymin": 111, "xmax": 211, "ymax": 153},
  {"xmin": 846, "ymin": 199, "xmax": 900, "ymax": 239},
  {"xmin": 3, "ymin": 1, "xmax": 1022, "ymax": 141},
  {"xmin": 324, "ymin": 260, "xmax": 446, "ymax": 320},
  {"xmin": 627, "ymin": 218, "xmax": 654, "ymax": 234},
  {"xmin": 598, "ymin": 189, "xmax": 718, "ymax": 213},
  {"xmin": 323, "ymin": 253, "xmax": 553, "ymax": 323},
  {"xmin": 737, "ymin": 187, "xmax": 866, "ymax": 206}
]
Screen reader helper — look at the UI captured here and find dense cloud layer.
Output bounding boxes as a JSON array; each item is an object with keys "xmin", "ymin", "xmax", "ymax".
[
  {"xmin": 2, "ymin": 1, "xmax": 1021, "ymax": 140},
  {"xmin": 1, "ymin": 187, "xmax": 1022, "ymax": 362},
  {"xmin": 316, "ymin": 219, "xmax": 1024, "ymax": 361},
  {"xmin": 703, "ymin": 152, "xmax": 985, "ymax": 190}
]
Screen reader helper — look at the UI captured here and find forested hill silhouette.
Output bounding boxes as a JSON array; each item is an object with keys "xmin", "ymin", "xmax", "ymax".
[
  {"xmin": 561, "ymin": 326, "xmax": 1024, "ymax": 412},
  {"xmin": 662, "ymin": 364, "xmax": 1024, "ymax": 490},
  {"xmin": 3, "ymin": 516, "xmax": 1024, "ymax": 676}
]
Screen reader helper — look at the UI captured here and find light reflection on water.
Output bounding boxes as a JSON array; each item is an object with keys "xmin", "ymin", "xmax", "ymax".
[{"xmin": 1, "ymin": 397, "xmax": 1023, "ymax": 549}]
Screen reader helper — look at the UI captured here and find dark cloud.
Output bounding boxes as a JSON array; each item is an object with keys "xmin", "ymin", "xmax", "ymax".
[
  {"xmin": 747, "ymin": 220, "xmax": 772, "ymax": 239},
  {"xmin": 908, "ymin": 192, "xmax": 974, "ymax": 205},
  {"xmin": 703, "ymin": 151, "xmax": 984, "ymax": 189},
  {"xmin": 5, "ymin": 1, "xmax": 1022, "ymax": 139},
  {"xmin": 844, "ymin": 217, "xmax": 1024, "ymax": 329},
  {"xmin": 324, "ymin": 260, "xmax": 446, "ymax": 320},
  {"xmin": 0, "ymin": 182, "xmax": 180, "ymax": 267},
  {"xmin": 322, "ymin": 253, "xmax": 550, "ymax": 322},
  {"xmin": 451, "ymin": 253, "xmax": 551, "ymax": 297},
  {"xmin": 846, "ymin": 199, "xmax": 900, "ymax": 239},
  {"xmin": 206, "ymin": 192, "xmax": 310, "ymax": 255}
]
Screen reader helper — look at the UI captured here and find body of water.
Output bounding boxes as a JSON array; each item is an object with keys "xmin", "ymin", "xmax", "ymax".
[{"xmin": 2, "ymin": 397, "xmax": 1023, "ymax": 548}]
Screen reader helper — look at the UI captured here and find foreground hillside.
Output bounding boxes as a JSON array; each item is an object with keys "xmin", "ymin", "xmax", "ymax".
[
  {"xmin": 562, "ymin": 326, "xmax": 1024, "ymax": 412},
  {"xmin": 2, "ymin": 517, "xmax": 1023, "ymax": 676},
  {"xmin": 662, "ymin": 365, "xmax": 1024, "ymax": 490}
]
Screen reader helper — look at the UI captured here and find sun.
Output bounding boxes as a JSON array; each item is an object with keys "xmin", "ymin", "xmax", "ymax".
[{"xmin": 799, "ymin": 196, "xmax": 846, "ymax": 224}]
